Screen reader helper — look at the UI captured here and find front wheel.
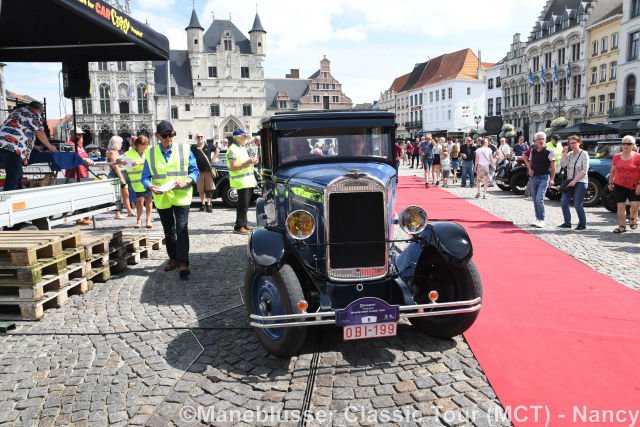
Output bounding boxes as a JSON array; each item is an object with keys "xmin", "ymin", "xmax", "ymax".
[
  {"xmin": 509, "ymin": 170, "xmax": 528, "ymax": 195},
  {"xmin": 601, "ymin": 186, "xmax": 617, "ymax": 212},
  {"xmin": 497, "ymin": 183, "xmax": 511, "ymax": 191},
  {"xmin": 219, "ymin": 181, "xmax": 238, "ymax": 208},
  {"xmin": 409, "ymin": 258, "xmax": 482, "ymax": 338},
  {"xmin": 244, "ymin": 264, "xmax": 307, "ymax": 357}
]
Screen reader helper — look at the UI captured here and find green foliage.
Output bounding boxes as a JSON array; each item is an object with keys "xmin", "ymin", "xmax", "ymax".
[{"xmin": 550, "ymin": 117, "xmax": 569, "ymax": 130}]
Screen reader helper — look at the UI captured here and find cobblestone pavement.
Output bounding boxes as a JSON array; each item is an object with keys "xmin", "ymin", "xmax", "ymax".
[
  {"xmin": 398, "ymin": 164, "xmax": 639, "ymax": 291},
  {"xmin": 2, "ymin": 165, "xmax": 635, "ymax": 427}
]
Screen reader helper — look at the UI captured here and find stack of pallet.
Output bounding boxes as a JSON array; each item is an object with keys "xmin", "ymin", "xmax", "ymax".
[{"xmin": 0, "ymin": 231, "xmax": 87, "ymax": 320}]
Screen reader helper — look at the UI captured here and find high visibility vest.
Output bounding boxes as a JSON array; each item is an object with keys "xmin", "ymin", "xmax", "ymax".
[
  {"xmin": 125, "ymin": 149, "xmax": 145, "ymax": 193},
  {"xmin": 226, "ymin": 143, "xmax": 257, "ymax": 190},
  {"xmin": 144, "ymin": 143, "xmax": 193, "ymax": 209},
  {"xmin": 546, "ymin": 142, "xmax": 562, "ymax": 166}
]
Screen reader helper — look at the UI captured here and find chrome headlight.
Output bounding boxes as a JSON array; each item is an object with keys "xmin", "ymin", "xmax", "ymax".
[
  {"xmin": 399, "ymin": 205, "xmax": 427, "ymax": 235},
  {"xmin": 286, "ymin": 210, "xmax": 316, "ymax": 240}
]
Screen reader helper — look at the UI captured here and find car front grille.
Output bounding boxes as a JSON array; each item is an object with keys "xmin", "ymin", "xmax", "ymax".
[{"xmin": 326, "ymin": 177, "xmax": 387, "ymax": 281}]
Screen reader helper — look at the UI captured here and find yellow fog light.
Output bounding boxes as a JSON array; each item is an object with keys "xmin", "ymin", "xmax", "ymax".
[
  {"xmin": 399, "ymin": 205, "xmax": 427, "ymax": 235},
  {"xmin": 286, "ymin": 210, "xmax": 316, "ymax": 240}
]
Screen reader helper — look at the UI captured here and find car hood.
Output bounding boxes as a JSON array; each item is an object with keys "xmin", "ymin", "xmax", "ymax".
[{"xmin": 276, "ymin": 162, "xmax": 396, "ymax": 189}]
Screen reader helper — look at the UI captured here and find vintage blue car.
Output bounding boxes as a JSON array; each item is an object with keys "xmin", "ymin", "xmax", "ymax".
[{"xmin": 245, "ymin": 111, "xmax": 482, "ymax": 357}]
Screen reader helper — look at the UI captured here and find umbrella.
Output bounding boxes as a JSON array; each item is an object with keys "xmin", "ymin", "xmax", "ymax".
[
  {"xmin": 606, "ymin": 120, "xmax": 640, "ymax": 133},
  {"xmin": 555, "ymin": 122, "xmax": 617, "ymax": 136}
]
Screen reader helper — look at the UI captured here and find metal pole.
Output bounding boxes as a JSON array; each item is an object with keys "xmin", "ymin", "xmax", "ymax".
[
  {"xmin": 72, "ymin": 97, "xmax": 80, "ymax": 182},
  {"xmin": 166, "ymin": 60, "xmax": 171, "ymax": 123}
]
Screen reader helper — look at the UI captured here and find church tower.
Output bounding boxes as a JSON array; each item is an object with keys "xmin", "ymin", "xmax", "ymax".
[{"xmin": 249, "ymin": 12, "xmax": 266, "ymax": 56}]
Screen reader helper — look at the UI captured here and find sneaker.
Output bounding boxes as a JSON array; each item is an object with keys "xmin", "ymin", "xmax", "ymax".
[
  {"xmin": 436, "ymin": 181, "xmax": 440, "ymax": 186},
  {"xmin": 198, "ymin": 205, "xmax": 205, "ymax": 212},
  {"xmin": 558, "ymin": 223, "xmax": 572, "ymax": 229},
  {"xmin": 475, "ymin": 193, "xmax": 481, "ymax": 198},
  {"xmin": 482, "ymin": 194, "xmax": 486, "ymax": 199},
  {"xmin": 206, "ymin": 204, "xmax": 212, "ymax": 213},
  {"xmin": 532, "ymin": 220, "xmax": 545, "ymax": 228},
  {"xmin": 574, "ymin": 224, "xmax": 586, "ymax": 230}
]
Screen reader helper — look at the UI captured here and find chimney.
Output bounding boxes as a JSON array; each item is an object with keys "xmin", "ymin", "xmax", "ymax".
[{"xmin": 286, "ymin": 69, "xmax": 300, "ymax": 79}]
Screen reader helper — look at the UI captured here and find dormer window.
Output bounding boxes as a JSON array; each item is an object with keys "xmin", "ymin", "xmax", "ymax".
[
  {"xmin": 224, "ymin": 39, "xmax": 232, "ymax": 51},
  {"xmin": 562, "ymin": 17, "xmax": 570, "ymax": 29}
]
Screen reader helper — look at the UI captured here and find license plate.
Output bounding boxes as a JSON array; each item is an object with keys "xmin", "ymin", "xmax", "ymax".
[{"xmin": 343, "ymin": 322, "xmax": 397, "ymax": 341}]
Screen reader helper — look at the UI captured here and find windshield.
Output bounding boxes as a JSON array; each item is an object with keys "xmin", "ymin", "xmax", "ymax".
[
  {"xmin": 276, "ymin": 127, "xmax": 392, "ymax": 165},
  {"xmin": 589, "ymin": 142, "xmax": 622, "ymax": 159}
]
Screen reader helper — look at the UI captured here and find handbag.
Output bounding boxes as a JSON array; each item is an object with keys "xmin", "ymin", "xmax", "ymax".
[{"xmin": 210, "ymin": 166, "xmax": 218, "ymax": 179}]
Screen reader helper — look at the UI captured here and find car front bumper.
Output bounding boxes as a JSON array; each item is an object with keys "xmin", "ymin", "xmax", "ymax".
[{"xmin": 249, "ymin": 297, "xmax": 482, "ymax": 329}]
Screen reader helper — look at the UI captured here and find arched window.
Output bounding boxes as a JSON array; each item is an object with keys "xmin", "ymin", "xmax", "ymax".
[
  {"xmin": 625, "ymin": 75, "xmax": 636, "ymax": 108},
  {"xmin": 137, "ymin": 83, "xmax": 148, "ymax": 114},
  {"xmin": 99, "ymin": 84, "xmax": 111, "ymax": 114},
  {"xmin": 223, "ymin": 121, "xmax": 237, "ymax": 134}
]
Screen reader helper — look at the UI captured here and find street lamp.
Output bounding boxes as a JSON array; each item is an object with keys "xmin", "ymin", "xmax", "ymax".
[
  {"xmin": 551, "ymin": 97, "xmax": 567, "ymax": 118},
  {"xmin": 474, "ymin": 115, "xmax": 482, "ymax": 132}
]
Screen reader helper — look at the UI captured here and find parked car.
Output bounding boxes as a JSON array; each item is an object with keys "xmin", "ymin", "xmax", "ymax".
[
  {"xmin": 582, "ymin": 139, "xmax": 624, "ymax": 207},
  {"xmin": 245, "ymin": 111, "xmax": 482, "ymax": 357}
]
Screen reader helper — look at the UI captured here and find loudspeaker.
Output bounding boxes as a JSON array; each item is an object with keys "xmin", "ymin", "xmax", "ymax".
[{"xmin": 62, "ymin": 61, "xmax": 90, "ymax": 99}]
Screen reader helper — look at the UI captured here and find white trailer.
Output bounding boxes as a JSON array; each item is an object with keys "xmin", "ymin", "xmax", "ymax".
[{"xmin": 0, "ymin": 180, "xmax": 121, "ymax": 230}]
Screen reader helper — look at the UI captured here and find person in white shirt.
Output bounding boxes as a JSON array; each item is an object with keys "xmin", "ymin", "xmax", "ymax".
[{"xmin": 474, "ymin": 138, "xmax": 494, "ymax": 199}]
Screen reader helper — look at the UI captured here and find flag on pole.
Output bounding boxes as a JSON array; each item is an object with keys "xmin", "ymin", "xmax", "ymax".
[
  {"xmin": 127, "ymin": 85, "xmax": 133, "ymax": 97},
  {"xmin": 566, "ymin": 62, "xmax": 572, "ymax": 80},
  {"xmin": 528, "ymin": 69, "xmax": 534, "ymax": 86},
  {"xmin": 540, "ymin": 66, "xmax": 546, "ymax": 85},
  {"xmin": 553, "ymin": 64, "xmax": 558, "ymax": 84}
]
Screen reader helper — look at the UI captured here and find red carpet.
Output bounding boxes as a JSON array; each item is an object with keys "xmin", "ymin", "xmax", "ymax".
[{"xmin": 396, "ymin": 176, "xmax": 640, "ymax": 427}]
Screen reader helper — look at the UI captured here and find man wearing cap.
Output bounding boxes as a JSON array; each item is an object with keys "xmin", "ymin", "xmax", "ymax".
[
  {"xmin": 0, "ymin": 101, "xmax": 58, "ymax": 191},
  {"xmin": 141, "ymin": 120, "xmax": 199, "ymax": 279},
  {"xmin": 226, "ymin": 128, "xmax": 258, "ymax": 234}
]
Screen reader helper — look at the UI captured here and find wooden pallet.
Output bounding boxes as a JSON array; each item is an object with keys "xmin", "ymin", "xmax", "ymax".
[
  {"xmin": 109, "ymin": 257, "xmax": 128, "ymax": 275},
  {"xmin": 85, "ymin": 253, "xmax": 109, "ymax": 273},
  {"xmin": 80, "ymin": 233, "xmax": 111, "ymax": 259},
  {"xmin": 85, "ymin": 265, "xmax": 111, "ymax": 283},
  {"xmin": 0, "ymin": 230, "xmax": 82, "ymax": 267},
  {"xmin": 0, "ymin": 263, "xmax": 84, "ymax": 300},
  {"xmin": 126, "ymin": 248, "xmax": 150, "ymax": 265},
  {"xmin": 0, "ymin": 277, "xmax": 88, "ymax": 321},
  {"xmin": 145, "ymin": 234, "xmax": 165, "ymax": 251},
  {"xmin": 0, "ymin": 248, "xmax": 85, "ymax": 285}
]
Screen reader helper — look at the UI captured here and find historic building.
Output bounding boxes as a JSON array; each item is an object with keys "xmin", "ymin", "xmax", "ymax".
[
  {"xmin": 500, "ymin": 33, "xmax": 531, "ymax": 140},
  {"xmin": 153, "ymin": 9, "xmax": 267, "ymax": 142},
  {"xmin": 585, "ymin": 4, "xmax": 623, "ymax": 123},
  {"xmin": 265, "ymin": 58, "xmax": 353, "ymax": 113},
  {"xmin": 0, "ymin": 63, "xmax": 7, "ymax": 122},
  {"xmin": 377, "ymin": 73, "xmax": 409, "ymax": 136},
  {"xmin": 484, "ymin": 59, "xmax": 505, "ymax": 136},
  {"xmin": 382, "ymin": 49, "xmax": 489, "ymax": 139},
  {"xmin": 613, "ymin": 0, "xmax": 640, "ymax": 122}
]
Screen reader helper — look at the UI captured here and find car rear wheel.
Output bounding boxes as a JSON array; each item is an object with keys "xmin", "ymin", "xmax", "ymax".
[
  {"xmin": 219, "ymin": 181, "xmax": 238, "ymax": 208},
  {"xmin": 583, "ymin": 179, "xmax": 602, "ymax": 207},
  {"xmin": 409, "ymin": 258, "xmax": 482, "ymax": 338},
  {"xmin": 245, "ymin": 264, "xmax": 307, "ymax": 357},
  {"xmin": 497, "ymin": 183, "xmax": 511, "ymax": 191},
  {"xmin": 601, "ymin": 186, "xmax": 617, "ymax": 212},
  {"xmin": 509, "ymin": 170, "xmax": 528, "ymax": 195}
]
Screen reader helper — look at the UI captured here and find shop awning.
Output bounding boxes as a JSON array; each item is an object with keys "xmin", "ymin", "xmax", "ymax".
[
  {"xmin": 0, "ymin": 0, "xmax": 170, "ymax": 62},
  {"xmin": 555, "ymin": 122, "xmax": 617, "ymax": 136}
]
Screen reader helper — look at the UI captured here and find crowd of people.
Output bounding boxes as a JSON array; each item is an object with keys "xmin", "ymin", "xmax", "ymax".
[{"xmin": 398, "ymin": 132, "xmax": 640, "ymax": 232}]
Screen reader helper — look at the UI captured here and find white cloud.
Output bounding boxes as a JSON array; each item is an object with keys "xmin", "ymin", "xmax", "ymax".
[{"xmin": 3, "ymin": 0, "xmax": 545, "ymax": 116}]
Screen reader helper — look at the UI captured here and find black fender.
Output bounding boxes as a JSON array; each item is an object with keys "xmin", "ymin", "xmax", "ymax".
[
  {"xmin": 395, "ymin": 222, "xmax": 473, "ymax": 284},
  {"xmin": 247, "ymin": 228, "xmax": 286, "ymax": 276}
]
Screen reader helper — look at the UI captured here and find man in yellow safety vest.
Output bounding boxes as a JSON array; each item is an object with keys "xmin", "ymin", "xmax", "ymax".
[
  {"xmin": 226, "ymin": 128, "xmax": 258, "ymax": 234},
  {"xmin": 141, "ymin": 121, "xmax": 199, "ymax": 279}
]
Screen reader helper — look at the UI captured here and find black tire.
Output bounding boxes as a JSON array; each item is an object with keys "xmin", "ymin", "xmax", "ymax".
[
  {"xmin": 244, "ymin": 264, "xmax": 307, "ymax": 357},
  {"xmin": 409, "ymin": 258, "xmax": 482, "ymax": 338},
  {"xmin": 509, "ymin": 170, "xmax": 528, "ymax": 195},
  {"xmin": 12, "ymin": 223, "xmax": 39, "ymax": 231},
  {"xmin": 583, "ymin": 179, "xmax": 602, "ymax": 207},
  {"xmin": 219, "ymin": 181, "xmax": 238, "ymax": 208},
  {"xmin": 601, "ymin": 187, "xmax": 617, "ymax": 212},
  {"xmin": 497, "ymin": 183, "xmax": 511, "ymax": 191}
]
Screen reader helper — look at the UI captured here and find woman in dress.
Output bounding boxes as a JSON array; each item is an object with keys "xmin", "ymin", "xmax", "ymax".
[
  {"xmin": 107, "ymin": 135, "xmax": 135, "ymax": 219},
  {"xmin": 558, "ymin": 135, "xmax": 589, "ymax": 230},
  {"xmin": 608, "ymin": 135, "xmax": 640, "ymax": 233}
]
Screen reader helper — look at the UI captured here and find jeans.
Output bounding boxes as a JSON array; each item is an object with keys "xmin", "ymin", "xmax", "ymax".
[
  {"xmin": 529, "ymin": 175, "xmax": 550, "ymax": 221},
  {"xmin": 561, "ymin": 182, "xmax": 587, "ymax": 226},
  {"xmin": 157, "ymin": 205, "xmax": 190, "ymax": 265},
  {"xmin": 236, "ymin": 187, "xmax": 253, "ymax": 229},
  {"xmin": 460, "ymin": 160, "xmax": 475, "ymax": 187},
  {"xmin": 0, "ymin": 149, "xmax": 24, "ymax": 191}
]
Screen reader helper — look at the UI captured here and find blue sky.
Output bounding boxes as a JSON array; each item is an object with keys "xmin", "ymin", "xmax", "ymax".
[{"xmin": 4, "ymin": 0, "xmax": 543, "ymax": 118}]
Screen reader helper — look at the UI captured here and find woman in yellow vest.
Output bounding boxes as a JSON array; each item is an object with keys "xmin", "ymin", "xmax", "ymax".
[
  {"xmin": 226, "ymin": 128, "xmax": 258, "ymax": 234},
  {"xmin": 141, "ymin": 121, "xmax": 200, "ymax": 279},
  {"xmin": 125, "ymin": 135, "xmax": 153, "ymax": 229}
]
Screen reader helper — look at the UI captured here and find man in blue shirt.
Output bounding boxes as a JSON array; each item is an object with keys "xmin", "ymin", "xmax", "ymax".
[{"xmin": 141, "ymin": 121, "xmax": 199, "ymax": 279}]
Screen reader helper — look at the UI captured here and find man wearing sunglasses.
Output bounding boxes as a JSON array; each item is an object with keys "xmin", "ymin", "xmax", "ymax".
[{"xmin": 141, "ymin": 120, "xmax": 199, "ymax": 279}]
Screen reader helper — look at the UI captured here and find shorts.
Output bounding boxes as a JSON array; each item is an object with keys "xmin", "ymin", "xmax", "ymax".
[
  {"xmin": 422, "ymin": 157, "xmax": 433, "ymax": 169},
  {"xmin": 433, "ymin": 154, "xmax": 441, "ymax": 165},
  {"xmin": 197, "ymin": 170, "xmax": 216, "ymax": 193},
  {"xmin": 135, "ymin": 190, "xmax": 152, "ymax": 197},
  {"xmin": 451, "ymin": 159, "xmax": 460, "ymax": 170},
  {"xmin": 613, "ymin": 184, "xmax": 640, "ymax": 203},
  {"xmin": 477, "ymin": 164, "xmax": 491, "ymax": 180}
]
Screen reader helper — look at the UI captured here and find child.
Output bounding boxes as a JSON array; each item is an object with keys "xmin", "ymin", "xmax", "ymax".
[{"xmin": 440, "ymin": 148, "xmax": 450, "ymax": 188}]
